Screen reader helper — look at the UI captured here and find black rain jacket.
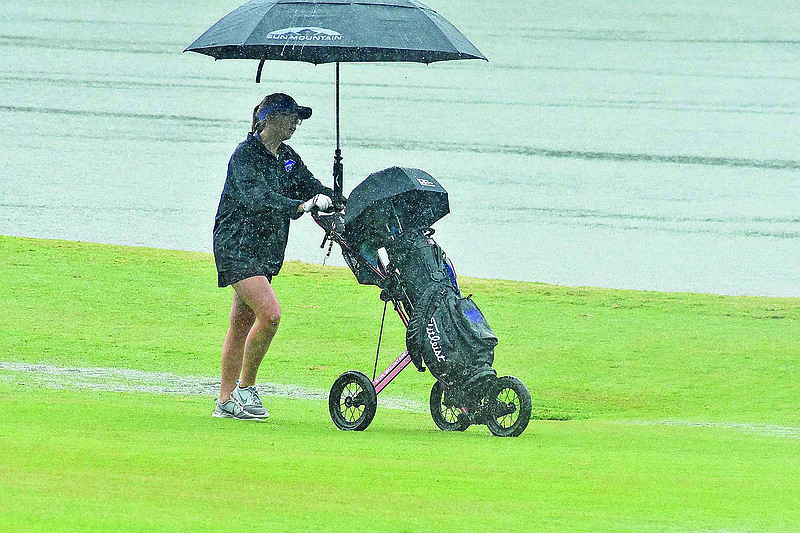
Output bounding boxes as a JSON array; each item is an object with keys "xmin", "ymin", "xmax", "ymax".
[{"xmin": 213, "ymin": 133, "xmax": 333, "ymax": 277}]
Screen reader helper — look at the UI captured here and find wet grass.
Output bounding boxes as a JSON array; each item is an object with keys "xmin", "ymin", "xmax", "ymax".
[
  {"xmin": 2, "ymin": 235, "xmax": 798, "ymax": 423},
  {"xmin": 1, "ymin": 384, "xmax": 798, "ymax": 533},
  {"xmin": 1, "ymin": 235, "xmax": 799, "ymax": 531}
]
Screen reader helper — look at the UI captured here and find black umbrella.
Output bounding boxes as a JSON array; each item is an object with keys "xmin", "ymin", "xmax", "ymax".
[
  {"xmin": 343, "ymin": 166, "xmax": 449, "ymax": 240},
  {"xmin": 184, "ymin": 0, "xmax": 486, "ymax": 200}
]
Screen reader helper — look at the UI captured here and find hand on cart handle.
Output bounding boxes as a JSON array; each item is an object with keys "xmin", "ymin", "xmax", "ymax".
[{"xmin": 302, "ymin": 194, "xmax": 335, "ymax": 213}]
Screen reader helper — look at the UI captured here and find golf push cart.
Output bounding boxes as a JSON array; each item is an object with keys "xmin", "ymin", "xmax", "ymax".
[{"xmin": 314, "ymin": 167, "xmax": 531, "ymax": 437}]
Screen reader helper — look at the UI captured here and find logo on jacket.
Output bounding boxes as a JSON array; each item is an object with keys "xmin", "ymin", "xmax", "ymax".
[
  {"xmin": 284, "ymin": 159, "xmax": 296, "ymax": 172},
  {"xmin": 266, "ymin": 27, "xmax": 343, "ymax": 41}
]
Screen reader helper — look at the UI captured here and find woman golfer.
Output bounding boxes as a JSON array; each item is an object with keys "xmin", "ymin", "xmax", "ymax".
[{"xmin": 212, "ymin": 93, "xmax": 334, "ymax": 420}]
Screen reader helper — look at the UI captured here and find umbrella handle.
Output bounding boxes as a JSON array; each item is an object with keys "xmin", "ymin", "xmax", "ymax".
[
  {"xmin": 255, "ymin": 59, "xmax": 265, "ymax": 83},
  {"xmin": 333, "ymin": 149, "xmax": 343, "ymax": 202}
]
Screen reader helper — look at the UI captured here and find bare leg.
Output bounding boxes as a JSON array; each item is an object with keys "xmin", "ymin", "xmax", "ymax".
[
  {"xmin": 231, "ymin": 275, "xmax": 282, "ymax": 390},
  {"xmin": 219, "ymin": 290, "xmax": 256, "ymax": 402}
]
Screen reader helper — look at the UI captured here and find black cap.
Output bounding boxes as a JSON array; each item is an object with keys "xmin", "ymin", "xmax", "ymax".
[{"xmin": 257, "ymin": 93, "xmax": 312, "ymax": 121}]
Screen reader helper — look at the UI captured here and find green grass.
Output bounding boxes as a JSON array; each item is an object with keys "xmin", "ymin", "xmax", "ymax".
[
  {"xmin": 2, "ymin": 386, "xmax": 798, "ymax": 533},
  {"xmin": 1, "ymin": 235, "xmax": 799, "ymax": 531}
]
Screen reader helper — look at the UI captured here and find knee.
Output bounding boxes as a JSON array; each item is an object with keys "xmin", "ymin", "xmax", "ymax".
[{"xmin": 260, "ymin": 310, "xmax": 281, "ymax": 333}]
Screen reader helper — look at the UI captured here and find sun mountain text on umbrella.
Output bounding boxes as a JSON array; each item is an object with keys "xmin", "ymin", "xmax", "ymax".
[{"xmin": 266, "ymin": 27, "xmax": 343, "ymax": 41}]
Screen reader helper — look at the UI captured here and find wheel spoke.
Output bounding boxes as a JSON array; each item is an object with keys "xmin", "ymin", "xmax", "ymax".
[
  {"xmin": 496, "ymin": 386, "xmax": 521, "ymax": 428},
  {"xmin": 431, "ymin": 382, "xmax": 468, "ymax": 430},
  {"xmin": 339, "ymin": 382, "xmax": 366, "ymax": 423}
]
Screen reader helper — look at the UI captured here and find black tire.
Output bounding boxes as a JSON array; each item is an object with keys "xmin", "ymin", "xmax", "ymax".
[
  {"xmin": 486, "ymin": 376, "xmax": 531, "ymax": 437},
  {"xmin": 328, "ymin": 371, "xmax": 377, "ymax": 431},
  {"xmin": 429, "ymin": 381, "xmax": 469, "ymax": 431}
]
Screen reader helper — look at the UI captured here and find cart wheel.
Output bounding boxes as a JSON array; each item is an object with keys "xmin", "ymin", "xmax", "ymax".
[
  {"xmin": 486, "ymin": 376, "xmax": 531, "ymax": 437},
  {"xmin": 429, "ymin": 381, "xmax": 469, "ymax": 431},
  {"xmin": 329, "ymin": 371, "xmax": 377, "ymax": 431}
]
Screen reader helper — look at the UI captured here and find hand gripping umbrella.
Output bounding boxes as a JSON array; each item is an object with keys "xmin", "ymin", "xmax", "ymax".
[{"xmin": 184, "ymin": 0, "xmax": 486, "ymax": 202}]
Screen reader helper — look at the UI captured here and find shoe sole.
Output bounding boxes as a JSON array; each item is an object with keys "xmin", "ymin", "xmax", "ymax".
[
  {"xmin": 212, "ymin": 411, "xmax": 263, "ymax": 421},
  {"xmin": 242, "ymin": 408, "xmax": 270, "ymax": 419}
]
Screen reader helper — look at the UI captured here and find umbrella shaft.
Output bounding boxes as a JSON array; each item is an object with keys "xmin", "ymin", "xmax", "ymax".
[
  {"xmin": 333, "ymin": 62, "xmax": 343, "ymax": 201},
  {"xmin": 335, "ymin": 62, "xmax": 340, "ymax": 150}
]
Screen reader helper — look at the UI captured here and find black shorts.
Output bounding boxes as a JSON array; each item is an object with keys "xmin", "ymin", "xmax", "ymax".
[{"xmin": 217, "ymin": 267, "xmax": 273, "ymax": 288}]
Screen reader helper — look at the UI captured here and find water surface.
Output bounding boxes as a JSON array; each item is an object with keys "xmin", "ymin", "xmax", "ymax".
[{"xmin": 1, "ymin": 0, "xmax": 798, "ymax": 296}]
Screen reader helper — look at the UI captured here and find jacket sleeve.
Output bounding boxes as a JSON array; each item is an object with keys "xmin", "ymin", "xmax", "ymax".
[{"xmin": 229, "ymin": 151, "xmax": 303, "ymax": 218}]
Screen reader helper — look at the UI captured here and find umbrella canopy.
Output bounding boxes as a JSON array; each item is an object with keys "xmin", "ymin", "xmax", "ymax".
[
  {"xmin": 343, "ymin": 166, "xmax": 449, "ymax": 240},
  {"xmin": 184, "ymin": 0, "xmax": 487, "ymax": 64},
  {"xmin": 185, "ymin": 0, "xmax": 485, "ymax": 201}
]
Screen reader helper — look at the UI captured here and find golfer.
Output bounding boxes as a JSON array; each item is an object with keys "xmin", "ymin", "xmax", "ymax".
[{"xmin": 212, "ymin": 93, "xmax": 334, "ymax": 420}]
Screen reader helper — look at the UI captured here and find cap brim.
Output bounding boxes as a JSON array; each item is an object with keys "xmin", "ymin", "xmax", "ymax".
[{"xmin": 296, "ymin": 105, "xmax": 312, "ymax": 120}]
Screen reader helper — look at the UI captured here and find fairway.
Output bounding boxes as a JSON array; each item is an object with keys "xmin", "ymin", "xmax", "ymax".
[{"xmin": 1, "ymin": 236, "xmax": 799, "ymax": 532}]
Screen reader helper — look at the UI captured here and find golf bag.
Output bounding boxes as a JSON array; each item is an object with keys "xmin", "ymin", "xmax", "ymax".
[
  {"xmin": 385, "ymin": 230, "xmax": 498, "ymax": 391},
  {"xmin": 341, "ymin": 167, "xmax": 499, "ymax": 393}
]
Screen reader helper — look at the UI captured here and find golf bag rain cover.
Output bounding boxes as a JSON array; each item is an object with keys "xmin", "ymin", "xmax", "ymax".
[
  {"xmin": 386, "ymin": 231, "xmax": 451, "ymax": 304},
  {"xmin": 406, "ymin": 284, "xmax": 498, "ymax": 385}
]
